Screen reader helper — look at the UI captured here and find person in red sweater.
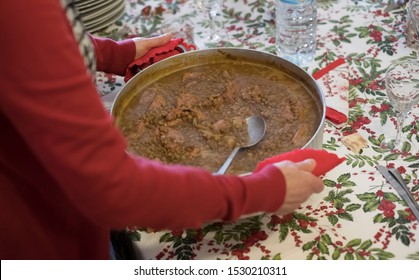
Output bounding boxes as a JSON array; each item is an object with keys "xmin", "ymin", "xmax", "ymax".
[{"xmin": 0, "ymin": 1, "xmax": 324, "ymax": 259}]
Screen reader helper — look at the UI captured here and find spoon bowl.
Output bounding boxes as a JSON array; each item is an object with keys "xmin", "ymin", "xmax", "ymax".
[{"xmin": 215, "ymin": 115, "xmax": 266, "ymax": 175}]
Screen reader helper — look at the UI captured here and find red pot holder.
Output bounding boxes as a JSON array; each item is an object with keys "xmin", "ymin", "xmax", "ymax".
[
  {"xmin": 124, "ymin": 38, "xmax": 196, "ymax": 82},
  {"xmin": 254, "ymin": 148, "xmax": 346, "ymax": 177}
]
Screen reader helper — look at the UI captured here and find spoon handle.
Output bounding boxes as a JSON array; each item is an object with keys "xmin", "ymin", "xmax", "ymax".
[{"xmin": 214, "ymin": 146, "xmax": 241, "ymax": 175}]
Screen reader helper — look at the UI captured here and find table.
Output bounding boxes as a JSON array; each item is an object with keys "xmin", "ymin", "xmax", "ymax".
[{"xmin": 94, "ymin": 0, "xmax": 419, "ymax": 260}]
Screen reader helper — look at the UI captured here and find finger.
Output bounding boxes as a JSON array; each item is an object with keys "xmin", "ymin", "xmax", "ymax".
[
  {"xmin": 294, "ymin": 159, "xmax": 324, "ymax": 193},
  {"xmin": 312, "ymin": 177, "xmax": 325, "ymax": 193},
  {"xmin": 294, "ymin": 158, "xmax": 316, "ymax": 173},
  {"xmin": 138, "ymin": 33, "xmax": 172, "ymax": 49}
]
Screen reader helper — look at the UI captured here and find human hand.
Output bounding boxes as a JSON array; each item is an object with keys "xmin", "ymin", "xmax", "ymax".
[
  {"xmin": 131, "ymin": 33, "xmax": 173, "ymax": 60},
  {"xmin": 273, "ymin": 159, "xmax": 324, "ymax": 215}
]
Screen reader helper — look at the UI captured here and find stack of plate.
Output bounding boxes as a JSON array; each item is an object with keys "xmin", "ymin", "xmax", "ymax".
[{"xmin": 75, "ymin": 0, "xmax": 125, "ymax": 33}]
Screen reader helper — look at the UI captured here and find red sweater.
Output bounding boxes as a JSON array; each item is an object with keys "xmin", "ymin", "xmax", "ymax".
[{"xmin": 0, "ymin": 1, "xmax": 285, "ymax": 259}]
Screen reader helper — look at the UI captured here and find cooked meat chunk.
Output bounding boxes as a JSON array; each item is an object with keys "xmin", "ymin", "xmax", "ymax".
[
  {"xmin": 224, "ymin": 81, "xmax": 239, "ymax": 103},
  {"xmin": 241, "ymin": 85, "xmax": 263, "ymax": 103},
  {"xmin": 148, "ymin": 95, "xmax": 167, "ymax": 112},
  {"xmin": 177, "ymin": 93, "xmax": 199, "ymax": 109},
  {"xmin": 292, "ymin": 124, "xmax": 310, "ymax": 147},
  {"xmin": 211, "ymin": 119, "xmax": 229, "ymax": 133}
]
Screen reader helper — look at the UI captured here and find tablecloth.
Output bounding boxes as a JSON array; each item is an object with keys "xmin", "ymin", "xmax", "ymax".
[{"xmin": 94, "ymin": 0, "xmax": 419, "ymax": 260}]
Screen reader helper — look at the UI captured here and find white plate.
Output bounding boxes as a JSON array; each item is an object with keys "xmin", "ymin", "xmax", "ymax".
[
  {"xmin": 84, "ymin": 3, "xmax": 125, "ymax": 33},
  {"xmin": 83, "ymin": 1, "xmax": 124, "ymax": 26},
  {"xmin": 80, "ymin": 0, "xmax": 124, "ymax": 21},
  {"xmin": 76, "ymin": 0, "xmax": 113, "ymax": 13},
  {"xmin": 74, "ymin": 0, "xmax": 105, "ymax": 9}
]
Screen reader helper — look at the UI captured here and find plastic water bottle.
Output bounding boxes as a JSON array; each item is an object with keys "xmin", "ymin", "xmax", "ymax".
[
  {"xmin": 406, "ymin": 0, "xmax": 419, "ymax": 49},
  {"xmin": 275, "ymin": 0, "xmax": 317, "ymax": 67}
]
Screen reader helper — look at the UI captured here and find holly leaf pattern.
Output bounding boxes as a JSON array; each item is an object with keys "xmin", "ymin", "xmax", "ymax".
[{"xmin": 94, "ymin": 0, "xmax": 419, "ymax": 260}]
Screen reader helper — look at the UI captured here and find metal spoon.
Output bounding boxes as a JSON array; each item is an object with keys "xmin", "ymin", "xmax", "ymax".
[{"xmin": 214, "ymin": 115, "xmax": 266, "ymax": 175}]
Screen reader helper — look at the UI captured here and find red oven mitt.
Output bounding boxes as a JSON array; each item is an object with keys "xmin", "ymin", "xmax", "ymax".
[
  {"xmin": 124, "ymin": 38, "xmax": 197, "ymax": 82},
  {"xmin": 254, "ymin": 148, "xmax": 346, "ymax": 177}
]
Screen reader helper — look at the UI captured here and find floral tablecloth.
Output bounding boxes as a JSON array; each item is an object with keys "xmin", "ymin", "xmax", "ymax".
[{"xmin": 94, "ymin": 0, "xmax": 419, "ymax": 260}]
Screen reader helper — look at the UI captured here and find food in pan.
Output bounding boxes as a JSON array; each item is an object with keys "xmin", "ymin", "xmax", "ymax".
[{"xmin": 117, "ymin": 62, "xmax": 322, "ymax": 174}]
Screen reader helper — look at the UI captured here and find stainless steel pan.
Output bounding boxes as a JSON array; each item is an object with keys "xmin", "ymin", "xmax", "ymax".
[{"xmin": 111, "ymin": 48, "xmax": 326, "ymax": 150}]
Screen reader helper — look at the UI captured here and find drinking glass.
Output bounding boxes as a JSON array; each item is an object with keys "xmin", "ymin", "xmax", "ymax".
[
  {"xmin": 380, "ymin": 60, "xmax": 419, "ymax": 151},
  {"xmin": 160, "ymin": 17, "xmax": 196, "ymax": 46},
  {"xmin": 194, "ymin": 0, "xmax": 225, "ymax": 48}
]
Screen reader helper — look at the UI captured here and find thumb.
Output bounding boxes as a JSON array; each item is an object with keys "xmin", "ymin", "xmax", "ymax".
[{"xmin": 294, "ymin": 158, "xmax": 316, "ymax": 173}]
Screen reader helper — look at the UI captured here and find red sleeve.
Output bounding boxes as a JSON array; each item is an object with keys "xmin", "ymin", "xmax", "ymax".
[
  {"xmin": 89, "ymin": 34, "xmax": 136, "ymax": 76},
  {"xmin": 0, "ymin": 0, "xmax": 285, "ymax": 230}
]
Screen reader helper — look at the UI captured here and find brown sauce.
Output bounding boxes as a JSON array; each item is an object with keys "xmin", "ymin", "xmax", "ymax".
[{"xmin": 117, "ymin": 62, "xmax": 322, "ymax": 174}]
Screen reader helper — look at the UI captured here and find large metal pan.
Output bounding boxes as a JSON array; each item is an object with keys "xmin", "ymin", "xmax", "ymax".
[{"xmin": 111, "ymin": 48, "xmax": 325, "ymax": 151}]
